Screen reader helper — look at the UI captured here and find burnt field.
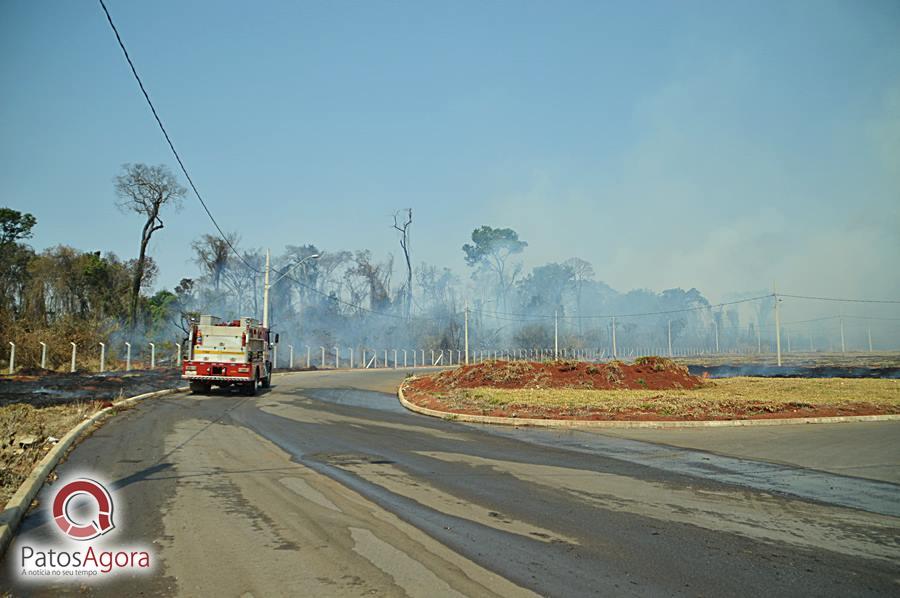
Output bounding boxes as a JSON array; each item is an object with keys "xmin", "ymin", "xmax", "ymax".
[
  {"xmin": 0, "ymin": 368, "xmax": 184, "ymax": 408},
  {"xmin": 0, "ymin": 369, "xmax": 186, "ymax": 504},
  {"xmin": 676, "ymin": 352, "xmax": 900, "ymax": 379}
]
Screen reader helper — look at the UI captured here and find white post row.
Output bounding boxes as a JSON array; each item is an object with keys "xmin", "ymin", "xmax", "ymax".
[
  {"xmin": 125, "ymin": 342, "xmax": 131, "ymax": 371},
  {"xmin": 40, "ymin": 342, "xmax": 47, "ymax": 369},
  {"xmin": 393, "ymin": 349, "xmax": 398, "ymax": 369},
  {"xmin": 99, "ymin": 342, "xmax": 106, "ymax": 373},
  {"xmin": 149, "ymin": 343, "xmax": 155, "ymax": 369}
]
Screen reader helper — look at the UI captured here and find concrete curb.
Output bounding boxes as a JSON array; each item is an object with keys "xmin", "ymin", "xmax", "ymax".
[
  {"xmin": 0, "ymin": 385, "xmax": 188, "ymax": 558},
  {"xmin": 397, "ymin": 381, "xmax": 900, "ymax": 429}
]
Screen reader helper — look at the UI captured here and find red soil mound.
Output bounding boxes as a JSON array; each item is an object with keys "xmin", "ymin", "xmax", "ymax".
[{"xmin": 408, "ymin": 357, "xmax": 701, "ymax": 394}]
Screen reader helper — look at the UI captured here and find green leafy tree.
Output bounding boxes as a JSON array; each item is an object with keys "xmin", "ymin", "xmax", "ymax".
[{"xmin": 462, "ymin": 226, "xmax": 527, "ymax": 310}]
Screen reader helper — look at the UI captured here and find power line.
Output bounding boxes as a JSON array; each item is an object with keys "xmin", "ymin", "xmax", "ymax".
[
  {"xmin": 779, "ymin": 293, "xmax": 900, "ymax": 305},
  {"xmin": 472, "ymin": 294, "xmax": 774, "ymax": 322},
  {"xmin": 97, "ymin": 0, "xmax": 258, "ymax": 273}
]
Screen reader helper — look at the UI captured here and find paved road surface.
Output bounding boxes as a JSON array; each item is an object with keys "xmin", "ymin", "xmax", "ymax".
[{"xmin": 3, "ymin": 369, "xmax": 899, "ymax": 596}]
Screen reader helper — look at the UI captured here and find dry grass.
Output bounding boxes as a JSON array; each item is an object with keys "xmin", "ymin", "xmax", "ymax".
[
  {"xmin": 0, "ymin": 402, "xmax": 106, "ymax": 505},
  {"xmin": 434, "ymin": 377, "xmax": 900, "ymax": 418}
]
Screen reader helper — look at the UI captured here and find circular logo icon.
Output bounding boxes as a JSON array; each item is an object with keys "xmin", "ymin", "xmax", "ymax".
[{"xmin": 52, "ymin": 478, "xmax": 115, "ymax": 540}]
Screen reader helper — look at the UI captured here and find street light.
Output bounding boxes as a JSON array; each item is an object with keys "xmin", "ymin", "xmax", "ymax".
[{"xmin": 262, "ymin": 250, "xmax": 321, "ymax": 328}]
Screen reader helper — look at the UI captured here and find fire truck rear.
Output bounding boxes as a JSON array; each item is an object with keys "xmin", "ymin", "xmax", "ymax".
[{"xmin": 182, "ymin": 315, "xmax": 274, "ymax": 395}]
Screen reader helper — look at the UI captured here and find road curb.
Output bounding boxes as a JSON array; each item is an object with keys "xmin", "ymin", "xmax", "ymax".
[
  {"xmin": 397, "ymin": 381, "xmax": 900, "ymax": 429},
  {"xmin": 0, "ymin": 385, "xmax": 188, "ymax": 559}
]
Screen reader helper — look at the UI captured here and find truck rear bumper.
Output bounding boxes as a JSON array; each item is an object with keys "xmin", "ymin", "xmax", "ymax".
[{"xmin": 182, "ymin": 375, "xmax": 252, "ymax": 382}]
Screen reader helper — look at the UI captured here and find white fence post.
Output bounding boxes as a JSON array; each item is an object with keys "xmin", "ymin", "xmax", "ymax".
[
  {"xmin": 149, "ymin": 343, "xmax": 155, "ymax": 369},
  {"xmin": 99, "ymin": 342, "xmax": 106, "ymax": 373},
  {"xmin": 393, "ymin": 349, "xmax": 398, "ymax": 369},
  {"xmin": 349, "ymin": 347, "xmax": 354, "ymax": 369},
  {"xmin": 289, "ymin": 345, "xmax": 294, "ymax": 369},
  {"xmin": 403, "ymin": 350, "xmax": 408, "ymax": 367},
  {"xmin": 40, "ymin": 342, "xmax": 47, "ymax": 369},
  {"xmin": 176, "ymin": 337, "xmax": 182, "ymax": 366},
  {"xmin": 8, "ymin": 342, "xmax": 15, "ymax": 374},
  {"xmin": 273, "ymin": 344, "xmax": 278, "ymax": 368},
  {"xmin": 70, "ymin": 342, "xmax": 77, "ymax": 373},
  {"xmin": 306, "ymin": 346, "xmax": 311, "ymax": 368},
  {"xmin": 383, "ymin": 350, "xmax": 387, "ymax": 368},
  {"xmin": 125, "ymin": 342, "xmax": 131, "ymax": 371},
  {"xmin": 361, "ymin": 349, "xmax": 366, "ymax": 368},
  {"xmin": 430, "ymin": 350, "xmax": 435, "ymax": 366},
  {"xmin": 335, "ymin": 346, "xmax": 340, "ymax": 369},
  {"xmin": 319, "ymin": 346, "xmax": 325, "ymax": 367}
]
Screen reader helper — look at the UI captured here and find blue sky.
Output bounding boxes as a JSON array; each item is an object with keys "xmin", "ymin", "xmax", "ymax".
[{"xmin": 2, "ymin": 0, "xmax": 898, "ymax": 304}]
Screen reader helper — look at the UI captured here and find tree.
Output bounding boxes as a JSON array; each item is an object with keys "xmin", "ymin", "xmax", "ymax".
[
  {"xmin": 0, "ymin": 208, "xmax": 37, "ymax": 315},
  {"xmin": 392, "ymin": 209, "xmax": 413, "ymax": 320},
  {"xmin": 115, "ymin": 163, "xmax": 186, "ymax": 332},
  {"xmin": 462, "ymin": 226, "xmax": 527, "ymax": 310},
  {"xmin": 517, "ymin": 263, "xmax": 575, "ymax": 312},
  {"xmin": 563, "ymin": 257, "xmax": 594, "ymax": 331},
  {"xmin": 192, "ymin": 233, "xmax": 238, "ymax": 292},
  {"xmin": 0, "ymin": 208, "xmax": 36, "ymax": 246}
]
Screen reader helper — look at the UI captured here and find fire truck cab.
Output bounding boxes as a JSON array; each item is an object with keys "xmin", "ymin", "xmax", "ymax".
[{"xmin": 182, "ymin": 315, "xmax": 274, "ymax": 396}]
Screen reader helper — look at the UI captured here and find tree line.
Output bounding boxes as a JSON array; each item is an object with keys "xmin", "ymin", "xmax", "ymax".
[{"xmin": 2, "ymin": 162, "xmax": 767, "ymax": 369}]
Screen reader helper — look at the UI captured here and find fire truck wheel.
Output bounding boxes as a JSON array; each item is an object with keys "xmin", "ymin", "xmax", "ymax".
[
  {"xmin": 189, "ymin": 381, "xmax": 211, "ymax": 394},
  {"xmin": 261, "ymin": 370, "xmax": 271, "ymax": 388},
  {"xmin": 244, "ymin": 375, "xmax": 258, "ymax": 396}
]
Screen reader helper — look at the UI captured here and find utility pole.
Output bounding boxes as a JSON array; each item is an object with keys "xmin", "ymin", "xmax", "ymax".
[
  {"xmin": 840, "ymin": 316, "xmax": 846, "ymax": 354},
  {"xmin": 667, "ymin": 320, "xmax": 672, "ymax": 357},
  {"xmin": 554, "ymin": 310, "xmax": 559, "ymax": 359},
  {"xmin": 773, "ymin": 283, "xmax": 782, "ymax": 367},
  {"xmin": 713, "ymin": 319, "xmax": 719, "ymax": 353},
  {"xmin": 464, "ymin": 301, "xmax": 469, "ymax": 365},
  {"xmin": 262, "ymin": 248, "xmax": 271, "ymax": 329},
  {"xmin": 611, "ymin": 317, "xmax": 617, "ymax": 359}
]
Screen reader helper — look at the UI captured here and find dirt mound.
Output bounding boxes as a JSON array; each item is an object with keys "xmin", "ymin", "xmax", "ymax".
[{"xmin": 408, "ymin": 357, "xmax": 701, "ymax": 394}]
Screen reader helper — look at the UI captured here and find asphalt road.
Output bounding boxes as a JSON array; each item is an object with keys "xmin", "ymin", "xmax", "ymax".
[{"xmin": 3, "ymin": 369, "xmax": 899, "ymax": 597}]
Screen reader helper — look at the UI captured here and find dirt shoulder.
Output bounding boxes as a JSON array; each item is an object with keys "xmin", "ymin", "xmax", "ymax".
[
  {"xmin": 0, "ymin": 369, "xmax": 184, "ymax": 505},
  {"xmin": 402, "ymin": 360, "xmax": 900, "ymax": 422}
]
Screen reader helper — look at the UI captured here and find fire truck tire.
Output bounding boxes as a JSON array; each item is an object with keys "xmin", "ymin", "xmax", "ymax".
[
  {"xmin": 243, "ymin": 375, "xmax": 258, "ymax": 396},
  {"xmin": 261, "ymin": 368, "xmax": 271, "ymax": 388},
  {"xmin": 190, "ymin": 381, "xmax": 211, "ymax": 394}
]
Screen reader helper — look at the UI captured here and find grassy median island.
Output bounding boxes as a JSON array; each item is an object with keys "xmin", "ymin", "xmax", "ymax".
[{"xmin": 403, "ymin": 359, "xmax": 900, "ymax": 421}]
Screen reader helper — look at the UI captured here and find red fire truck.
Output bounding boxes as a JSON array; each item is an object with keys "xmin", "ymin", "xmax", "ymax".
[{"xmin": 182, "ymin": 315, "xmax": 276, "ymax": 395}]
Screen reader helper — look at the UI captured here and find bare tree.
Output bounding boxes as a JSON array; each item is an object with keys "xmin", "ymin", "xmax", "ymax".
[
  {"xmin": 392, "ymin": 209, "xmax": 413, "ymax": 320},
  {"xmin": 563, "ymin": 257, "xmax": 595, "ymax": 333},
  {"xmin": 115, "ymin": 163, "xmax": 186, "ymax": 331},
  {"xmin": 192, "ymin": 232, "xmax": 238, "ymax": 291}
]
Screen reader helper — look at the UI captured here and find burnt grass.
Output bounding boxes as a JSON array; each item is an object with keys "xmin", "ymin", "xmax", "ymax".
[{"xmin": 1, "ymin": 369, "xmax": 185, "ymax": 505}]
